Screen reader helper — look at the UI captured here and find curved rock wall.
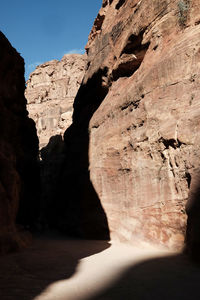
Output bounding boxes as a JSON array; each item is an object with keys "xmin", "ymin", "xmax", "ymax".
[
  {"xmin": 0, "ymin": 32, "xmax": 39, "ymax": 254},
  {"xmin": 64, "ymin": 0, "xmax": 200, "ymax": 250}
]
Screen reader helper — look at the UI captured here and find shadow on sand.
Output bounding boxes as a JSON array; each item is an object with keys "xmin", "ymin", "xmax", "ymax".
[
  {"xmin": 90, "ymin": 253, "xmax": 200, "ymax": 300},
  {"xmin": 0, "ymin": 234, "xmax": 110, "ymax": 300}
]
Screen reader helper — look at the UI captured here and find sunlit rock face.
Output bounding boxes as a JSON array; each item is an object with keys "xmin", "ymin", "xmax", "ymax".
[
  {"xmin": 0, "ymin": 31, "xmax": 39, "ymax": 254},
  {"xmin": 25, "ymin": 54, "xmax": 87, "ymax": 148},
  {"xmin": 63, "ymin": 0, "xmax": 200, "ymax": 250}
]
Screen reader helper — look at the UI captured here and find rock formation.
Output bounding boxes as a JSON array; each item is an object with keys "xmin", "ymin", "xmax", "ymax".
[
  {"xmin": 25, "ymin": 54, "xmax": 87, "ymax": 231},
  {"xmin": 7, "ymin": 0, "xmax": 200, "ymax": 255},
  {"xmin": 0, "ymin": 31, "xmax": 39, "ymax": 254},
  {"xmin": 25, "ymin": 54, "xmax": 86, "ymax": 148},
  {"xmin": 61, "ymin": 0, "xmax": 200, "ymax": 251}
]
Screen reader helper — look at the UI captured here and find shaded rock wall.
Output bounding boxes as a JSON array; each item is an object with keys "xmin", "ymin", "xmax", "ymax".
[
  {"xmin": 0, "ymin": 32, "xmax": 39, "ymax": 254},
  {"xmin": 25, "ymin": 54, "xmax": 87, "ymax": 231},
  {"xmin": 63, "ymin": 0, "xmax": 200, "ymax": 250},
  {"xmin": 25, "ymin": 54, "xmax": 86, "ymax": 148}
]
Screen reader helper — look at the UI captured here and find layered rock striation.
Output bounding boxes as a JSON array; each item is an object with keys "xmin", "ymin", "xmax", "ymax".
[
  {"xmin": 62, "ymin": 0, "xmax": 200, "ymax": 250},
  {"xmin": 25, "ymin": 54, "xmax": 86, "ymax": 148},
  {"xmin": 0, "ymin": 32, "xmax": 39, "ymax": 254}
]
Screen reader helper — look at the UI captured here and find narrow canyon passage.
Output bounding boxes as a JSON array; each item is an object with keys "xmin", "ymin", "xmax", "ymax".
[
  {"xmin": 2, "ymin": 1, "xmax": 200, "ymax": 299},
  {"xmin": 0, "ymin": 235, "xmax": 200, "ymax": 300}
]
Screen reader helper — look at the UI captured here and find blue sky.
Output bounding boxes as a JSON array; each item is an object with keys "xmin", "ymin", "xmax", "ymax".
[{"xmin": 0, "ymin": 1, "xmax": 101, "ymax": 79}]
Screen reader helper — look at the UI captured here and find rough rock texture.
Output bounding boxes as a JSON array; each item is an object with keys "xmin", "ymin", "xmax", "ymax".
[
  {"xmin": 0, "ymin": 32, "xmax": 39, "ymax": 254},
  {"xmin": 25, "ymin": 55, "xmax": 87, "ymax": 231},
  {"xmin": 25, "ymin": 54, "xmax": 87, "ymax": 148},
  {"xmin": 62, "ymin": 0, "xmax": 200, "ymax": 251}
]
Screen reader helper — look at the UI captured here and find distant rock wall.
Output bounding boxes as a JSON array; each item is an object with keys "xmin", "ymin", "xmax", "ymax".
[
  {"xmin": 0, "ymin": 32, "xmax": 39, "ymax": 254},
  {"xmin": 25, "ymin": 54, "xmax": 86, "ymax": 148},
  {"xmin": 62, "ymin": 0, "xmax": 200, "ymax": 251}
]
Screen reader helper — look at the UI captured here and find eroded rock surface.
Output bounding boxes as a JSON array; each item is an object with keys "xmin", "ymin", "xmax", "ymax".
[
  {"xmin": 25, "ymin": 55, "xmax": 87, "ymax": 231},
  {"xmin": 0, "ymin": 32, "xmax": 39, "ymax": 254},
  {"xmin": 25, "ymin": 54, "xmax": 86, "ymax": 148},
  {"xmin": 63, "ymin": 0, "xmax": 200, "ymax": 251}
]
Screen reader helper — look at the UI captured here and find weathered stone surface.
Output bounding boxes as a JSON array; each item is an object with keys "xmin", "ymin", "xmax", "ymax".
[
  {"xmin": 0, "ymin": 31, "xmax": 39, "ymax": 254},
  {"xmin": 25, "ymin": 54, "xmax": 87, "ymax": 148},
  {"xmin": 25, "ymin": 55, "xmax": 87, "ymax": 231},
  {"xmin": 63, "ymin": 0, "xmax": 200, "ymax": 250}
]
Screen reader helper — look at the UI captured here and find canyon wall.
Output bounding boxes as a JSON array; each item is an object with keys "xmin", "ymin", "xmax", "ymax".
[
  {"xmin": 25, "ymin": 54, "xmax": 86, "ymax": 148},
  {"xmin": 62, "ymin": 0, "xmax": 200, "ymax": 251},
  {"xmin": 25, "ymin": 54, "xmax": 87, "ymax": 231},
  {"xmin": 0, "ymin": 32, "xmax": 39, "ymax": 254}
]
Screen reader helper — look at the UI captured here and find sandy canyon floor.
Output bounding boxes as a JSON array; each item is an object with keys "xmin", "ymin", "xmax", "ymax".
[{"xmin": 0, "ymin": 234, "xmax": 200, "ymax": 300}]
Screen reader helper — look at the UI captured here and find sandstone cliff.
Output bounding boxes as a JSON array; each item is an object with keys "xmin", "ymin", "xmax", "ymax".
[
  {"xmin": 0, "ymin": 32, "xmax": 39, "ymax": 254},
  {"xmin": 25, "ymin": 54, "xmax": 86, "ymax": 148},
  {"xmin": 61, "ymin": 0, "xmax": 200, "ymax": 251}
]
